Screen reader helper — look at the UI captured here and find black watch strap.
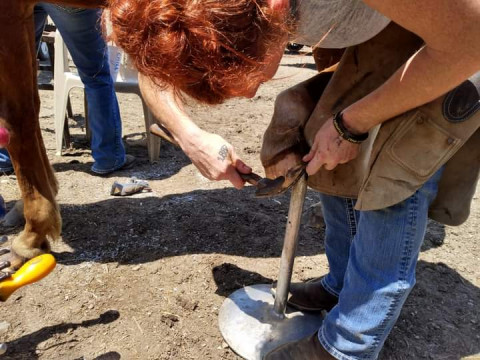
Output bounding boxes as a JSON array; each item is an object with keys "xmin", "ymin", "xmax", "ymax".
[{"xmin": 332, "ymin": 112, "xmax": 369, "ymax": 144}]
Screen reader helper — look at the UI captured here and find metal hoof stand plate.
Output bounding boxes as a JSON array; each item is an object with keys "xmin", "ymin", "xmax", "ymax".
[
  {"xmin": 219, "ymin": 176, "xmax": 323, "ymax": 360},
  {"xmin": 219, "ymin": 284, "xmax": 323, "ymax": 360}
]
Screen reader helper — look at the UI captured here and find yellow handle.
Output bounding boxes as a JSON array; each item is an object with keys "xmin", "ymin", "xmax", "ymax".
[{"xmin": 0, "ymin": 254, "xmax": 56, "ymax": 302}]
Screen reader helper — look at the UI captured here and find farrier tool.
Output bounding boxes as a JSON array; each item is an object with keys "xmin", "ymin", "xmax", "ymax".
[{"xmin": 149, "ymin": 123, "xmax": 305, "ymax": 197}]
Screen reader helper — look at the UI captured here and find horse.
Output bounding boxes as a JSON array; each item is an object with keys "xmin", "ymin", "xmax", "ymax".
[{"xmin": 0, "ymin": 0, "xmax": 106, "ymax": 269}]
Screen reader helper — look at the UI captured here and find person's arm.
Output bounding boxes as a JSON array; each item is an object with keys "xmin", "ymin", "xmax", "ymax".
[
  {"xmin": 139, "ymin": 74, "xmax": 251, "ymax": 189},
  {"xmin": 304, "ymin": 0, "xmax": 480, "ymax": 174},
  {"xmin": 345, "ymin": 0, "xmax": 480, "ymax": 131}
]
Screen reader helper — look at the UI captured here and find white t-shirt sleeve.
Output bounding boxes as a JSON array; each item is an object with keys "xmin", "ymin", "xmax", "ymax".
[{"xmin": 293, "ymin": 0, "xmax": 391, "ymax": 48}]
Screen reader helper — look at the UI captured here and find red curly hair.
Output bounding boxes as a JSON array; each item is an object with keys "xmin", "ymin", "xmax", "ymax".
[{"xmin": 107, "ymin": 0, "xmax": 289, "ymax": 104}]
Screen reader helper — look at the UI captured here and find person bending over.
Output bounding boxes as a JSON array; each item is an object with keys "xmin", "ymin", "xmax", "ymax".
[{"xmin": 106, "ymin": 0, "xmax": 480, "ymax": 359}]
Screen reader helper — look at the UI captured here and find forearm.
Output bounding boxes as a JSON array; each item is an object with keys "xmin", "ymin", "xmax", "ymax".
[
  {"xmin": 139, "ymin": 74, "xmax": 251, "ymax": 187},
  {"xmin": 343, "ymin": 45, "xmax": 480, "ymax": 133},
  {"xmin": 340, "ymin": 0, "xmax": 480, "ymax": 132},
  {"xmin": 138, "ymin": 74, "xmax": 203, "ymax": 150},
  {"xmin": 300, "ymin": 0, "xmax": 480, "ymax": 174}
]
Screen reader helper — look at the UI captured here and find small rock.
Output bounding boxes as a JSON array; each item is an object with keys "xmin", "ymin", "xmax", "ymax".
[
  {"xmin": 0, "ymin": 322, "xmax": 10, "ymax": 335},
  {"xmin": 160, "ymin": 313, "xmax": 179, "ymax": 328},
  {"xmin": 176, "ymin": 295, "xmax": 198, "ymax": 311},
  {"xmin": 132, "ymin": 265, "xmax": 141, "ymax": 271}
]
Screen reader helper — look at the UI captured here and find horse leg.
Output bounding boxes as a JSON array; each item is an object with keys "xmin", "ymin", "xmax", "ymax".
[{"xmin": 0, "ymin": 3, "xmax": 61, "ymax": 269}]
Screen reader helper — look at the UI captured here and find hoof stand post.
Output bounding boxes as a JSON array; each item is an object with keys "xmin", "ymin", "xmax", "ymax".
[{"xmin": 218, "ymin": 176, "xmax": 323, "ymax": 360}]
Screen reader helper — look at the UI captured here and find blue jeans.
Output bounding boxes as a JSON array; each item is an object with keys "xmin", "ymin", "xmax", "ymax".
[
  {"xmin": 317, "ymin": 168, "xmax": 443, "ymax": 360},
  {"xmin": 0, "ymin": 149, "xmax": 12, "ymax": 172},
  {"xmin": 0, "ymin": 5, "xmax": 126, "ymax": 174}
]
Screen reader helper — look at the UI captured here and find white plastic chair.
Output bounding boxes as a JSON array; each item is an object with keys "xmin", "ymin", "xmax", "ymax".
[
  {"xmin": 53, "ymin": 31, "xmax": 161, "ymax": 163},
  {"xmin": 53, "ymin": 30, "xmax": 83, "ymax": 155}
]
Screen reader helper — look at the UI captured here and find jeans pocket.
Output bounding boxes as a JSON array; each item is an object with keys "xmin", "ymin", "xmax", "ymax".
[{"xmin": 386, "ymin": 111, "xmax": 462, "ymax": 179}]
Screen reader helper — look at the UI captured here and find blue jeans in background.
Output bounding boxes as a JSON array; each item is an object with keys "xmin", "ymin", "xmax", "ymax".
[
  {"xmin": 0, "ymin": 5, "xmax": 126, "ymax": 174},
  {"xmin": 317, "ymin": 168, "xmax": 443, "ymax": 360},
  {"xmin": 0, "ymin": 149, "xmax": 12, "ymax": 173}
]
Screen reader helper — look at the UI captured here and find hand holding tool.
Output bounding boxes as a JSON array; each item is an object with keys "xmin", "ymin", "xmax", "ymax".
[{"xmin": 150, "ymin": 123, "xmax": 306, "ymax": 198}]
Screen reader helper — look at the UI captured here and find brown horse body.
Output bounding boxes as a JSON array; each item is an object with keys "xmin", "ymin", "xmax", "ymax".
[{"xmin": 0, "ymin": 0, "xmax": 105, "ymax": 267}]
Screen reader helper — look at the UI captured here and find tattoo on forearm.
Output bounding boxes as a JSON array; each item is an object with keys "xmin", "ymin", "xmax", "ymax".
[{"xmin": 217, "ymin": 145, "xmax": 228, "ymax": 161}]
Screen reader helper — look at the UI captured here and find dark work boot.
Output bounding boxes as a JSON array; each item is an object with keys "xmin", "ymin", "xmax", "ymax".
[
  {"xmin": 264, "ymin": 332, "xmax": 335, "ymax": 360},
  {"xmin": 279, "ymin": 277, "xmax": 339, "ymax": 312}
]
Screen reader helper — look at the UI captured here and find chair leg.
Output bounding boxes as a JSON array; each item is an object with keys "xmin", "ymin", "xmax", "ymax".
[
  {"xmin": 66, "ymin": 96, "xmax": 74, "ymax": 119},
  {"xmin": 46, "ymin": 42, "xmax": 55, "ymax": 75},
  {"xmin": 54, "ymin": 85, "xmax": 69, "ymax": 156},
  {"xmin": 63, "ymin": 115, "xmax": 71, "ymax": 149},
  {"xmin": 141, "ymin": 99, "xmax": 161, "ymax": 163}
]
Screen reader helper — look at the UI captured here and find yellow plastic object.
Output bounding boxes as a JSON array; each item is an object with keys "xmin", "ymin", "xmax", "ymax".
[{"xmin": 0, "ymin": 254, "xmax": 56, "ymax": 302}]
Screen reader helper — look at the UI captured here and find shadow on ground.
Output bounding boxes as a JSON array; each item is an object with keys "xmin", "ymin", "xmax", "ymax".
[
  {"xmin": 280, "ymin": 62, "xmax": 318, "ymax": 70},
  {"xmin": 51, "ymin": 138, "xmax": 191, "ymax": 181},
  {"xmin": 212, "ymin": 260, "xmax": 480, "ymax": 360},
  {"xmin": 91, "ymin": 352, "xmax": 122, "ymax": 360},
  {"xmin": 213, "ymin": 263, "xmax": 274, "ymax": 297},
  {"xmin": 1, "ymin": 185, "xmax": 446, "ymax": 263},
  {"xmin": 382, "ymin": 260, "xmax": 480, "ymax": 359},
  {"xmin": 3, "ymin": 310, "xmax": 120, "ymax": 360},
  {"xmin": 53, "ymin": 187, "xmax": 324, "ymax": 265}
]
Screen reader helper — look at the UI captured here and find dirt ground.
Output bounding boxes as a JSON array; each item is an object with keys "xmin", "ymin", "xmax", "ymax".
[{"xmin": 0, "ymin": 51, "xmax": 479, "ymax": 360}]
